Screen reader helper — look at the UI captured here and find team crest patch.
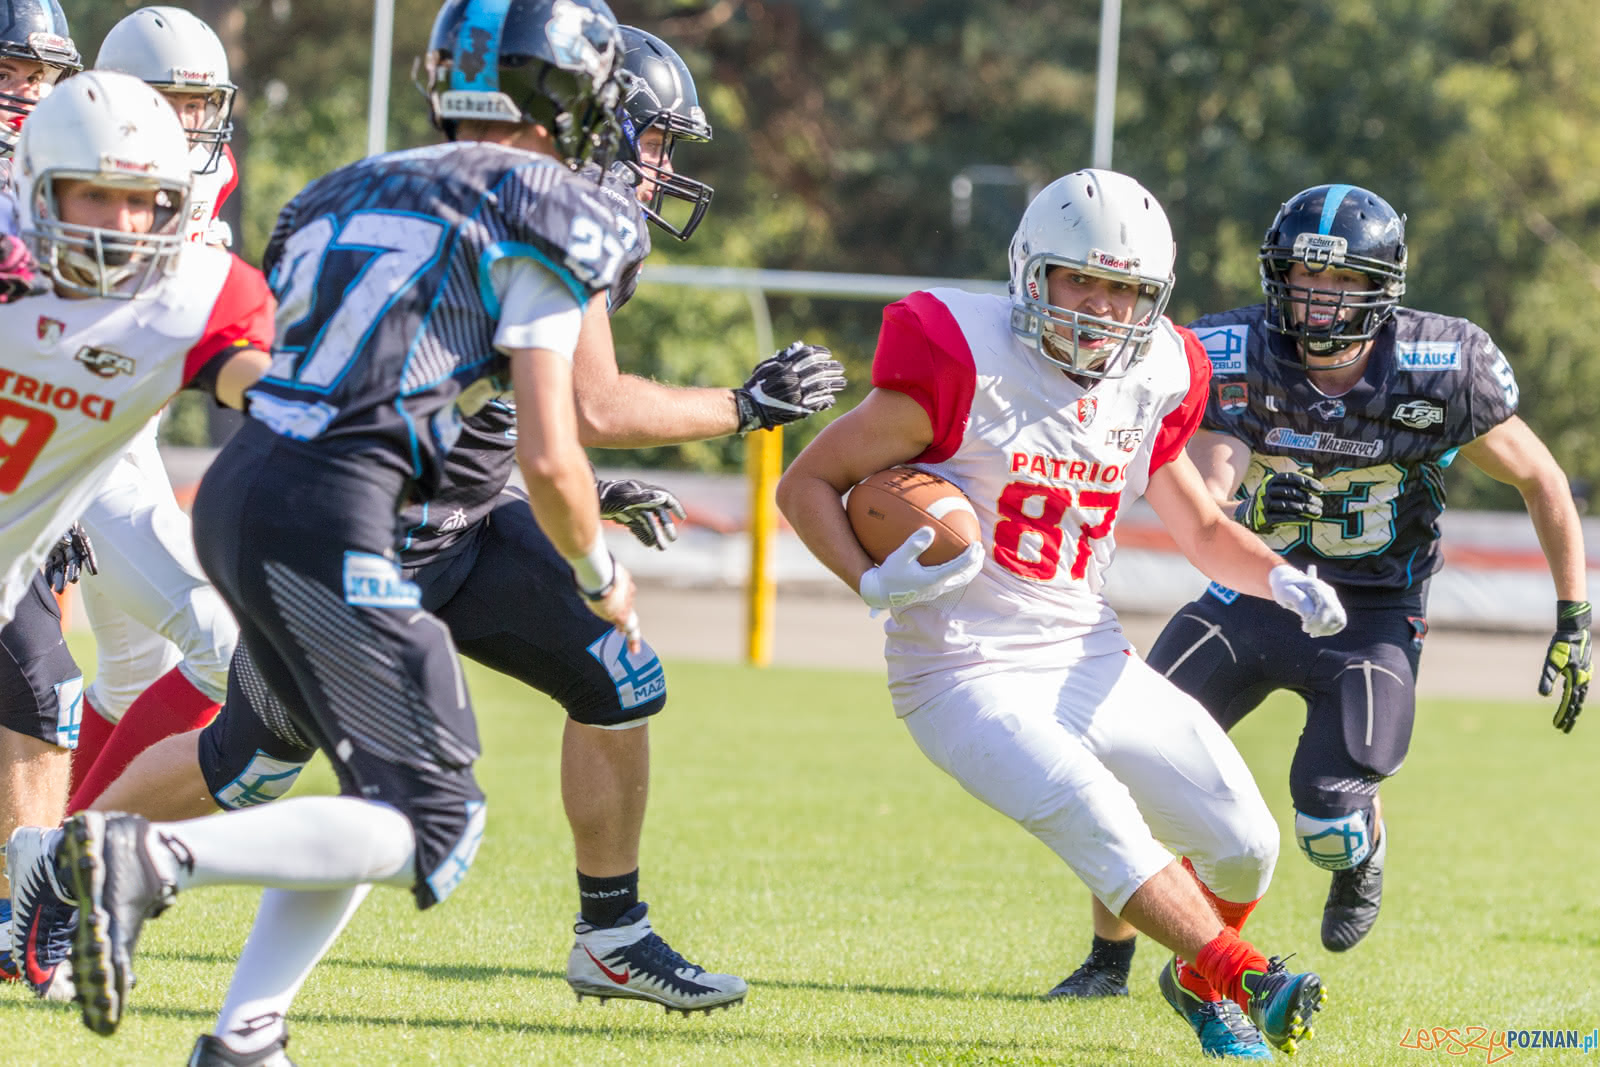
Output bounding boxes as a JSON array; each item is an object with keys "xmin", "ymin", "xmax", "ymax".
[
  {"xmin": 1105, "ymin": 426, "xmax": 1145, "ymax": 452},
  {"xmin": 1396, "ymin": 342, "xmax": 1460, "ymax": 372},
  {"xmin": 36, "ymin": 317, "xmax": 64, "ymax": 344},
  {"xmin": 1195, "ymin": 324, "xmax": 1248, "ymax": 374},
  {"xmin": 75, "ymin": 346, "xmax": 136, "ymax": 378},
  {"xmin": 1217, "ymin": 381, "xmax": 1248, "ymax": 414},
  {"xmin": 1075, "ymin": 396, "xmax": 1098, "ymax": 425},
  {"xmin": 1309, "ymin": 398, "xmax": 1345, "ymax": 421},
  {"xmin": 1392, "ymin": 397, "xmax": 1446, "ymax": 431}
]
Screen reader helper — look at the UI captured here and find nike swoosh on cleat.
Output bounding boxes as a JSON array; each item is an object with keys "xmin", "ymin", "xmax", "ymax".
[
  {"xmin": 24, "ymin": 909, "xmax": 54, "ymax": 987},
  {"xmin": 582, "ymin": 946, "xmax": 630, "ymax": 984}
]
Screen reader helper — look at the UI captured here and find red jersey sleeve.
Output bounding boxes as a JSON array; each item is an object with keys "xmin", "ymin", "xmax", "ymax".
[
  {"xmin": 183, "ymin": 254, "xmax": 275, "ymax": 386},
  {"xmin": 1148, "ymin": 324, "xmax": 1213, "ymax": 472},
  {"xmin": 870, "ymin": 290, "xmax": 977, "ymax": 464},
  {"xmin": 213, "ymin": 145, "xmax": 239, "ymax": 217}
]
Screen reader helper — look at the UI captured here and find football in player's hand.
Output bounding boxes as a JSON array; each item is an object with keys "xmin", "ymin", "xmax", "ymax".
[{"xmin": 846, "ymin": 466, "xmax": 980, "ymax": 565}]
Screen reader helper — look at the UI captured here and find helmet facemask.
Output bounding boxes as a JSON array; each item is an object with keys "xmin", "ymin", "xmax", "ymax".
[
  {"xmin": 32, "ymin": 174, "xmax": 188, "ymax": 299},
  {"xmin": 158, "ymin": 85, "xmax": 236, "ymax": 175},
  {"xmin": 615, "ymin": 97, "xmax": 712, "ymax": 240},
  {"xmin": 1010, "ymin": 252, "xmax": 1173, "ymax": 380}
]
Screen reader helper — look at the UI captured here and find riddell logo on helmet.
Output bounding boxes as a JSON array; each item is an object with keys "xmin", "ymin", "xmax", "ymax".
[
  {"xmin": 172, "ymin": 69, "xmax": 219, "ymax": 87},
  {"xmin": 1087, "ymin": 249, "xmax": 1138, "ymax": 271},
  {"xmin": 100, "ymin": 155, "xmax": 158, "ymax": 174}
]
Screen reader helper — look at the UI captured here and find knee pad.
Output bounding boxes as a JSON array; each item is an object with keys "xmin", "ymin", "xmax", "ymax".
[
  {"xmin": 171, "ymin": 588, "xmax": 241, "ymax": 702},
  {"xmin": 1295, "ymin": 808, "xmax": 1374, "ymax": 871},
  {"xmin": 212, "ymin": 750, "xmax": 309, "ymax": 810}
]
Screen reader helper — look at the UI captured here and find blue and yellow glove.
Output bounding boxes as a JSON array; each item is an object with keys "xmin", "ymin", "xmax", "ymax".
[{"xmin": 1539, "ymin": 599, "xmax": 1592, "ymax": 733}]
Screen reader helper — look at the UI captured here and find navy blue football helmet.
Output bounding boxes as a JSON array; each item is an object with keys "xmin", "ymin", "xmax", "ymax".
[
  {"xmin": 0, "ymin": 0, "xmax": 80, "ymax": 155},
  {"xmin": 1259, "ymin": 184, "xmax": 1407, "ymax": 367},
  {"xmin": 614, "ymin": 26, "xmax": 713, "ymax": 241},
  {"xmin": 420, "ymin": 0, "xmax": 624, "ymax": 166}
]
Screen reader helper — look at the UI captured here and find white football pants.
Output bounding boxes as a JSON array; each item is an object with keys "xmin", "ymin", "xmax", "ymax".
[
  {"xmin": 79, "ymin": 419, "xmax": 238, "ymax": 721},
  {"xmin": 900, "ymin": 649, "xmax": 1278, "ymax": 914}
]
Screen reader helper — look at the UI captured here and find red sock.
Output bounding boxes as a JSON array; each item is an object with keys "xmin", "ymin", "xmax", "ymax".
[
  {"xmin": 1193, "ymin": 927, "xmax": 1272, "ymax": 1009},
  {"xmin": 67, "ymin": 667, "xmax": 221, "ymax": 813},
  {"xmin": 68, "ymin": 693, "xmax": 117, "ymax": 798},
  {"xmin": 1176, "ymin": 857, "xmax": 1263, "ymax": 1000}
]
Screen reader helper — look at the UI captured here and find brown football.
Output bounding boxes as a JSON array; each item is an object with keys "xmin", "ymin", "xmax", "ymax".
[{"xmin": 846, "ymin": 466, "xmax": 981, "ymax": 565}]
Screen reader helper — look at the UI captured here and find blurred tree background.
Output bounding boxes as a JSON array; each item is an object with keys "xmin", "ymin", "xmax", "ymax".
[{"xmin": 73, "ymin": 0, "xmax": 1600, "ymax": 508}]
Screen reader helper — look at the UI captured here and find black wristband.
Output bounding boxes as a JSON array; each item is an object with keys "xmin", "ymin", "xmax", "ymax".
[
  {"xmin": 1557, "ymin": 600, "xmax": 1592, "ymax": 631},
  {"xmin": 578, "ymin": 575, "xmax": 617, "ymax": 603}
]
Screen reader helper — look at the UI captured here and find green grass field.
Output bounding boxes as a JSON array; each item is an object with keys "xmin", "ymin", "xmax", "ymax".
[{"xmin": 5, "ymin": 651, "xmax": 1597, "ymax": 1064}]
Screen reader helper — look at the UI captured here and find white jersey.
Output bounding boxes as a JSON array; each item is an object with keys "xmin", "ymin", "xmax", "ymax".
[
  {"xmin": 870, "ymin": 288, "xmax": 1210, "ymax": 712},
  {"xmin": 0, "ymin": 244, "xmax": 273, "ymax": 623},
  {"xmin": 184, "ymin": 143, "xmax": 238, "ymax": 245}
]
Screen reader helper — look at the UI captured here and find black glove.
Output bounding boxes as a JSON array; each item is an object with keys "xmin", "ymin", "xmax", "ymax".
[
  {"xmin": 43, "ymin": 523, "xmax": 97, "ymax": 593},
  {"xmin": 1235, "ymin": 470, "xmax": 1325, "ymax": 532},
  {"xmin": 733, "ymin": 341, "xmax": 846, "ymax": 433},
  {"xmin": 1539, "ymin": 599, "xmax": 1592, "ymax": 733},
  {"xmin": 598, "ymin": 477, "xmax": 686, "ymax": 551}
]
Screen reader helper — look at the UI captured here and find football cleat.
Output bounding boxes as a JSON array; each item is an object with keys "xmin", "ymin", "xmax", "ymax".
[
  {"xmin": 567, "ymin": 902, "xmax": 746, "ymax": 1014},
  {"xmin": 1241, "ymin": 957, "xmax": 1326, "ymax": 1054},
  {"xmin": 1157, "ymin": 956, "xmax": 1271, "ymax": 1060},
  {"xmin": 1322, "ymin": 824, "xmax": 1386, "ymax": 952},
  {"xmin": 1046, "ymin": 944, "xmax": 1132, "ymax": 999},
  {"xmin": 0, "ymin": 897, "xmax": 17, "ymax": 981},
  {"xmin": 62, "ymin": 811, "xmax": 177, "ymax": 1036},
  {"xmin": 188, "ymin": 1032, "xmax": 296, "ymax": 1067},
  {"xmin": 7, "ymin": 825, "xmax": 78, "ymax": 1001}
]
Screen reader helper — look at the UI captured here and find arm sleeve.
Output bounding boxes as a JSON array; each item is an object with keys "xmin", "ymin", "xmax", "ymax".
[
  {"xmin": 869, "ymin": 291, "xmax": 977, "ymax": 464},
  {"xmin": 490, "ymin": 256, "xmax": 584, "ymax": 359},
  {"xmin": 183, "ymin": 255, "xmax": 275, "ymax": 393},
  {"xmin": 1149, "ymin": 325, "xmax": 1214, "ymax": 472}
]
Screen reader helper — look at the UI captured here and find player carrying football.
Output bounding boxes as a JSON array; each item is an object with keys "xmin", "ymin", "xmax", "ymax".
[
  {"xmin": 779, "ymin": 169, "xmax": 1347, "ymax": 1059},
  {"xmin": 1056, "ymin": 184, "xmax": 1590, "ymax": 1012}
]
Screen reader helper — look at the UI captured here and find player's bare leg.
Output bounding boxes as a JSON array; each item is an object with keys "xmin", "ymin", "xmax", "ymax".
[
  {"xmin": 92, "ymin": 730, "xmax": 218, "ymax": 822},
  {"xmin": 1047, "ymin": 893, "xmax": 1139, "ymax": 998},
  {"xmin": 0, "ymin": 727, "xmax": 69, "ymax": 899},
  {"xmin": 561, "ymin": 718, "xmax": 746, "ymax": 1013},
  {"xmin": 1118, "ymin": 860, "xmax": 1326, "ymax": 1054},
  {"xmin": 562, "ymin": 719, "xmax": 647, "ymax": 876}
]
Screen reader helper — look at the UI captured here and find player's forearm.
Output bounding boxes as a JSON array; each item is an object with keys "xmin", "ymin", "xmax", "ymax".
[
  {"xmin": 577, "ymin": 373, "xmax": 740, "ymax": 447},
  {"xmin": 776, "ymin": 472, "xmax": 875, "ymax": 594},
  {"xmin": 1521, "ymin": 475, "xmax": 1588, "ymax": 601},
  {"xmin": 517, "ymin": 442, "xmax": 603, "ymax": 561},
  {"xmin": 1176, "ymin": 515, "xmax": 1284, "ymax": 601}
]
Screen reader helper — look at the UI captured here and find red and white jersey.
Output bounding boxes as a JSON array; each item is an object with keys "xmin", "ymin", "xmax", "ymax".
[
  {"xmin": 0, "ymin": 243, "xmax": 272, "ymax": 623},
  {"xmin": 184, "ymin": 143, "xmax": 238, "ymax": 244},
  {"xmin": 871, "ymin": 288, "xmax": 1210, "ymax": 709}
]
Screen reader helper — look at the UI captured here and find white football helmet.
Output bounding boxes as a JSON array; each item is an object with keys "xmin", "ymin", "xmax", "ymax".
[
  {"xmin": 1008, "ymin": 169, "xmax": 1176, "ymax": 379},
  {"xmin": 16, "ymin": 70, "xmax": 193, "ymax": 299},
  {"xmin": 95, "ymin": 6, "xmax": 234, "ymax": 174}
]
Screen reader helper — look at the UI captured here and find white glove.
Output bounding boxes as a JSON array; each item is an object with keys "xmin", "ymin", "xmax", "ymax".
[
  {"xmin": 858, "ymin": 526, "xmax": 984, "ymax": 613},
  {"xmin": 1268, "ymin": 563, "xmax": 1347, "ymax": 637}
]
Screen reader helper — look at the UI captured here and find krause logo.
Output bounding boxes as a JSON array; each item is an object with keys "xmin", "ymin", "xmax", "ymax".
[
  {"xmin": 75, "ymin": 347, "xmax": 135, "ymax": 378},
  {"xmin": 1396, "ymin": 342, "xmax": 1461, "ymax": 372}
]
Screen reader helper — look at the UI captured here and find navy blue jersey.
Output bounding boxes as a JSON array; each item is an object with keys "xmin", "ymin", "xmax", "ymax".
[
  {"xmin": 248, "ymin": 142, "xmax": 642, "ymax": 496},
  {"xmin": 398, "ymin": 165, "xmax": 650, "ymax": 565},
  {"xmin": 1192, "ymin": 304, "xmax": 1518, "ymax": 590}
]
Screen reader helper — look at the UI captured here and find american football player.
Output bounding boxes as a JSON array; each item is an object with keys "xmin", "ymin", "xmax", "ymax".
[
  {"xmin": 779, "ymin": 170, "xmax": 1345, "ymax": 1059},
  {"xmin": 0, "ymin": 67, "xmax": 270, "ymax": 1004},
  {"xmin": 38, "ymin": 3, "xmax": 645, "ymax": 1061},
  {"xmin": 1059, "ymin": 184, "xmax": 1590, "ymax": 1000}
]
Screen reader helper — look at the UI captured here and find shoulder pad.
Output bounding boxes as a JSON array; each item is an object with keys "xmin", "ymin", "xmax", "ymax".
[{"xmin": 495, "ymin": 163, "xmax": 647, "ymax": 300}]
